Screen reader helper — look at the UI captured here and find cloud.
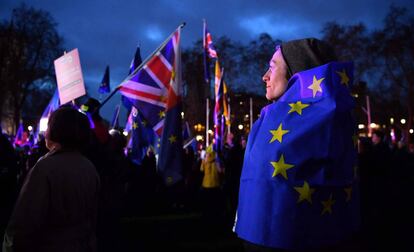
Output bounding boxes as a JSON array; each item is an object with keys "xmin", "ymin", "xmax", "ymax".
[
  {"xmin": 145, "ymin": 25, "xmax": 163, "ymax": 42},
  {"xmin": 238, "ymin": 14, "xmax": 317, "ymax": 40}
]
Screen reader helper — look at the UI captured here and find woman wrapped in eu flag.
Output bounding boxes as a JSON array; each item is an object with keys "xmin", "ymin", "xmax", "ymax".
[{"xmin": 234, "ymin": 38, "xmax": 359, "ymax": 251}]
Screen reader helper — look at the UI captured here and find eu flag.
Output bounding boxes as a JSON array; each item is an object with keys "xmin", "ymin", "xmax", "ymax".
[
  {"xmin": 235, "ymin": 62, "xmax": 358, "ymax": 250},
  {"xmin": 98, "ymin": 65, "xmax": 110, "ymax": 94},
  {"xmin": 128, "ymin": 106, "xmax": 156, "ymax": 165}
]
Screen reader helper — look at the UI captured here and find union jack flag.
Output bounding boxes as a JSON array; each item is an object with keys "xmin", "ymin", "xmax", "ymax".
[
  {"xmin": 203, "ymin": 21, "xmax": 218, "ymax": 59},
  {"xmin": 119, "ymin": 28, "xmax": 182, "ymax": 137}
]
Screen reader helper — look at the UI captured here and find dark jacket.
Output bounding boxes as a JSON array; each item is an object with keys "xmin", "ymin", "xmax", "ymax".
[{"xmin": 3, "ymin": 149, "xmax": 100, "ymax": 252}]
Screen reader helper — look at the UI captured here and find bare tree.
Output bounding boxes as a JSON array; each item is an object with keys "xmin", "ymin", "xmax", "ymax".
[
  {"xmin": 0, "ymin": 4, "xmax": 63, "ymax": 132},
  {"xmin": 369, "ymin": 5, "xmax": 414, "ymax": 143}
]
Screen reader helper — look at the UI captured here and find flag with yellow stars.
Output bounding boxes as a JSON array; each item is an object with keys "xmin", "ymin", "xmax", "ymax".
[
  {"xmin": 235, "ymin": 62, "xmax": 359, "ymax": 250},
  {"xmin": 128, "ymin": 106, "xmax": 157, "ymax": 165}
]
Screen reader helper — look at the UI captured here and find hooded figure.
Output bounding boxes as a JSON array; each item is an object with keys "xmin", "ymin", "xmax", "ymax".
[{"xmin": 235, "ymin": 38, "xmax": 358, "ymax": 251}]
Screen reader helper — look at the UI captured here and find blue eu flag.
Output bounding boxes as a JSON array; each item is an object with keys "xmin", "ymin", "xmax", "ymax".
[
  {"xmin": 129, "ymin": 106, "xmax": 156, "ymax": 165},
  {"xmin": 235, "ymin": 62, "xmax": 358, "ymax": 250},
  {"xmin": 98, "ymin": 65, "xmax": 110, "ymax": 94}
]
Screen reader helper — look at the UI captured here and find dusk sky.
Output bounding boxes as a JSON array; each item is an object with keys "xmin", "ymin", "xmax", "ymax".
[{"xmin": 1, "ymin": 0, "xmax": 413, "ymax": 122}]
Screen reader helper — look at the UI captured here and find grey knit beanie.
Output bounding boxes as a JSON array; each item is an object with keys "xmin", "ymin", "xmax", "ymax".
[{"xmin": 280, "ymin": 38, "xmax": 337, "ymax": 78}]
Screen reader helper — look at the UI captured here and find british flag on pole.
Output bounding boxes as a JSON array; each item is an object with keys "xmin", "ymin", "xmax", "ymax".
[{"xmin": 119, "ymin": 25, "xmax": 184, "ymax": 185}]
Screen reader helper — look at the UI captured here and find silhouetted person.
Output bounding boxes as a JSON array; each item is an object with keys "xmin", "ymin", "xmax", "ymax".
[
  {"xmin": 3, "ymin": 106, "xmax": 100, "ymax": 252},
  {"xmin": 97, "ymin": 129, "xmax": 132, "ymax": 252},
  {"xmin": 0, "ymin": 126, "xmax": 18, "ymax": 249}
]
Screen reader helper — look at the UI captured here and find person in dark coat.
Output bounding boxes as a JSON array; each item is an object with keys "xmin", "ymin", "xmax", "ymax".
[
  {"xmin": 0, "ymin": 126, "xmax": 18, "ymax": 248},
  {"xmin": 3, "ymin": 106, "xmax": 100, "ymax": 252}
]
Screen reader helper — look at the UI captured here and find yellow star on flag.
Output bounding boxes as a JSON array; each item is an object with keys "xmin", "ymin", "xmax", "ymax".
[
  {"xmin": 294, "ymin": 181, "xmax": 315, "ymax": 204},
  {"xmin": 308, "ymin": 75, "xmax": 325, "ymax": 97},
  {"xmin": 336, "ymin": 69, "xmax": 350, "ymax": 86},
  {"xmin": 168, "ymin": 135, "xmax": 177, "ymax": 144},
  {"xmin": 270, "ymin": 155, "xmax": 294, "ymax": 179},
  {"xmin": 344, "ymin": 186, "xmax": 352, "ymax": 202},
  {"xmin": 321, "ymin": 193, "xmax": 336, "ymax": 215},
  {"xmin": 288, "ymin": 101, "xmax": 310, "ymax": 115},
  {"xmin": 269, "ymin": 123, "xmax": 289, "ymax": 143},
  {"xmin": 132, "ymin": 122, "xmax": 138, "ymax": 129},
  {"xmin": 159, "ymin": 110, "xmax": 166, "ymax": 118}
]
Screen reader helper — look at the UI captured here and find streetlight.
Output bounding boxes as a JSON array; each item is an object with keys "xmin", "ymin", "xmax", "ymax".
[
  {"xmin": 401, "ymin": 118, "xmax": 406, "ymax": 125},
  {"xmin": 238, "ymin": 124, "xmax": 244, "ymax": 130}
]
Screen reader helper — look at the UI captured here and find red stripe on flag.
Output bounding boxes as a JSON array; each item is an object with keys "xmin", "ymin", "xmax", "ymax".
[
  {"xmin": 120, "ymin": 86, "xmax": 164, "ymax": 102},
  {"xmin": 155, "ymin": 127, "xmax": 163, "ymax": 136},
  {"xmin": 146, "ymin": 56, "xmax": 172, "ymax": 90}
]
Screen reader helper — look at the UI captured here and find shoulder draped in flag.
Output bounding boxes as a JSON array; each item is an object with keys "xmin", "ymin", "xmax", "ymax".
[
  {"xmin": 235, "ymin": 62, "xmax": 359, "ymax": 250},
  {"xmin": 98, "ymin": 65, "xmax": 110, "ymax": 94},
  {"xmin": 119, "ymin": 25, "xmax": 184, "ymax": 185}
]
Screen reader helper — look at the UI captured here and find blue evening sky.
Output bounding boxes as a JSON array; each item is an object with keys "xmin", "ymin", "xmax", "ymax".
[{"xmin": 1, "ymin": 0, "xmax": 412, "ymax": 122}]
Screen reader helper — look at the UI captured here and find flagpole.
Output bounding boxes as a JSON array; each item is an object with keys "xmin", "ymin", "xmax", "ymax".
[
  {"xmin": 97, "ymin": 22, "xmax": 186, "ymax": 111},
  {"xmin": 206, "ymin": 98, "xmax": 209, "ymax": 147},
  {"xmin": 227, "ymin": 96, "xmax": 231, "ymax": 134},
  {"xmin": 366, "ymin": 95, "xmax": 372, "ymax": 137},
  {"xmin": 250, "ymin": 97, "xmax": 253, "ymax": 130}
]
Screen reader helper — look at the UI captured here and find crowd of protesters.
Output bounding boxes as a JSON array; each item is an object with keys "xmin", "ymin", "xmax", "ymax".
[
  {"xmin": 1, "ymin": 101, "xmax": 414, "ymax": 251},
  {"xmin": 358, "ymin": 130, "xmax": 414, "ymax": 251},
  {"xmin": 0, "ymin": 100, "xmax": 247, "ymax": 252}
]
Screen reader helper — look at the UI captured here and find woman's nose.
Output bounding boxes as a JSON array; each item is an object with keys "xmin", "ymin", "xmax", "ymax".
[{"xmin": 262, "ymin": 70, "xmax": 270, "ymax": 83}]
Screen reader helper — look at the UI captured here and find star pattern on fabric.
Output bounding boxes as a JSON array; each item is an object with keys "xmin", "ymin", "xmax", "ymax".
[
  {"xmin": 132, "ymin": 122, "xmax": 138, "ymax": 129},
  {"xmin": 294, "ymin": 181, "xmax": 315, "ymax": 204},
  {"xmin": 344, "ymin": 186, "xmax": 352, "ymax": 202},
  {"xmin": 308, "ymin": 75, "xmax": 325, "ymax": 97},
  {"xmin": 336, "ymin": 69, "xmax": 350, "ymax": 86},
  {"xmin": 269, "ymin": 123, "xmax": 289, "ymax": 143},
  {"xmin": 321, "ymin": 193, "xmax": 336, "ymax": 215},
  {"xmin": 168, "ymin": 134, "xmax": 177, "ymax": 144},
  {"xmin": 270, "ymin": 155, "xmax": 294, "ymax": 179},
  {"xmin": 288, "ymin": 101, "xmax": 310, "ymax": 115},
  {"xmin": 159, "ymin": 110, "xmax": 166, "ymax": 118}
]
